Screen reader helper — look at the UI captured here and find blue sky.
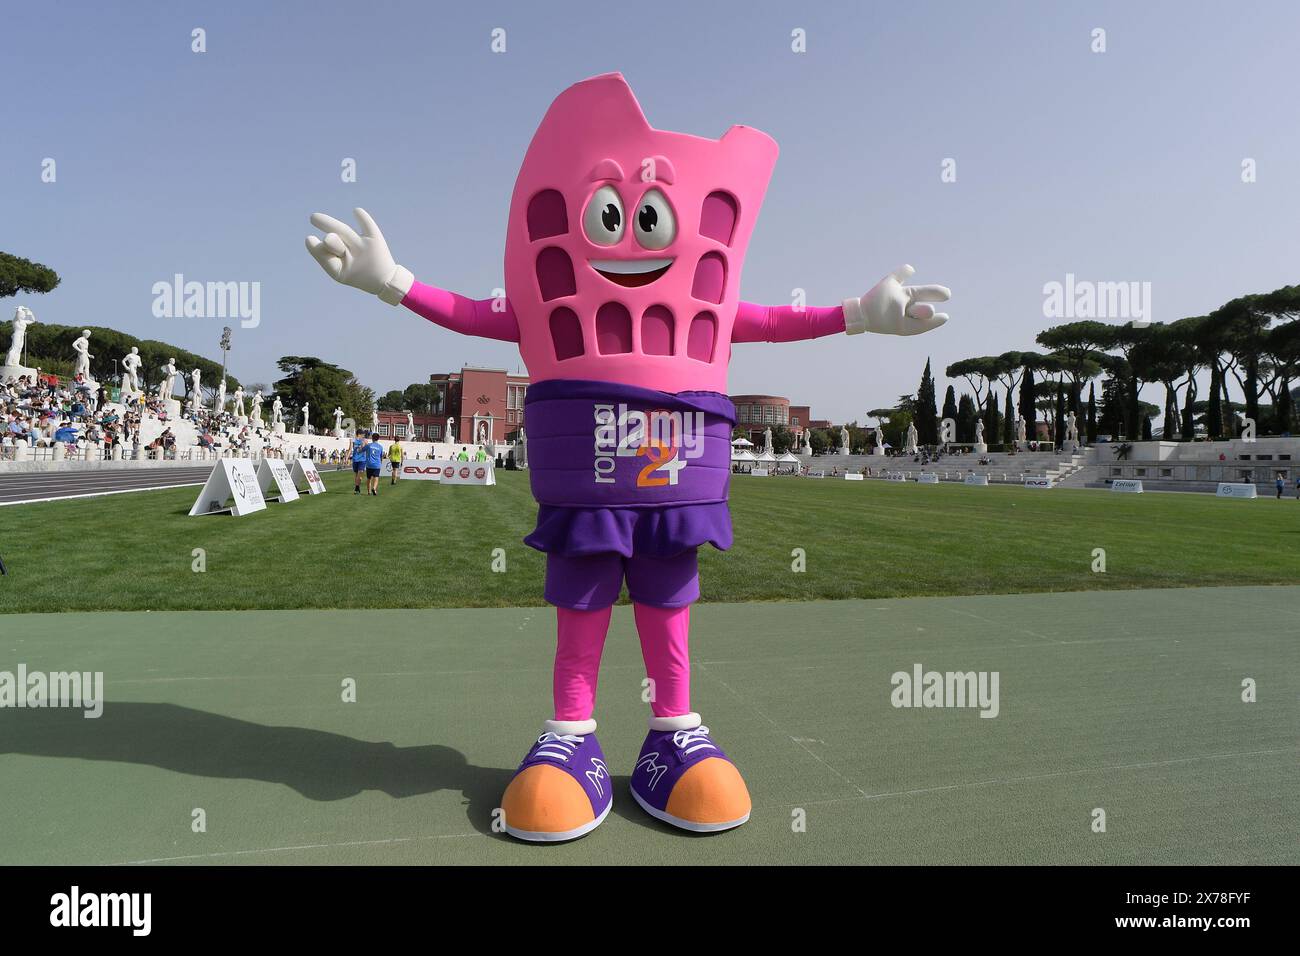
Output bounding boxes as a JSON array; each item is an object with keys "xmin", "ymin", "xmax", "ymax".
[{"xmin": 3, "ymin": 0, "xmax": 1298, "ymax": 421}]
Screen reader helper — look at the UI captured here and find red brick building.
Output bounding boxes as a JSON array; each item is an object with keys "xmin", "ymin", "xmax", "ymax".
[
  {"xmin": 375, "ymin": 366, "xmax": 529, "ymax": 444},
  {"xmin": 730, "ymin": 394, "xmax": 817, "ymax": 446}
]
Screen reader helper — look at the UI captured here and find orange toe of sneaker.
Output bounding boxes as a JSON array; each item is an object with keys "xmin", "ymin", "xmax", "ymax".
[
  {"xmin": 663, "ymin": 758, "xmax": 752, "ymax": 830},
  {"xmin": 501, "ymin": 764, "xmax": 599, "ymax": 842}
]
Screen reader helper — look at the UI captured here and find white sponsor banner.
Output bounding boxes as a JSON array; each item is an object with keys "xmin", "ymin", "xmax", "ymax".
[
  {"xmin": 844, "ymin": 473, "xmax": 864, "ymax": 481},
  {"xmin": 918, "ymin": 472, "xmax": 939, "ymax": 484},
  {"xmin": 1024, "ymin": 476, "xmax": 1054, "ymax": 489},
  {"xmin": 257, "ymin": 458, "xmax": 300, "ymax": 502},
  {"xmin": 808, "ymin": 470, "xmax": 825, "ymax": 478},
  {"xmin": 428, "ymin": 460, "xmax": 496, "ymax": 486},
  {"xmin": 886, "ymin": 473, "xmax": 908, "ymax": 482},
  {"xmin": 1217, "ymin": 482, "xmax": 1257, "ymax": 499},
  {"xmin": 963, "ymin": 474, "xmax": 989, "ymax": 486},
  {"xmin": 1110, "ymin": 478, "xmax": 1144, "ymax": 493},
  {"xmin": 397, "ymin": 463, "xmax": 443, "ymax": 481},
  {"xmin": 751, "ymin": 468, "xmax": 769, "ymax": 477},
  {"xmin": 188, "ymin": 459, "xmax": 266, "ymax": 516},
  {"xmin": 291, "ymin": 458, "xmax": 326, "ymax": 495}
]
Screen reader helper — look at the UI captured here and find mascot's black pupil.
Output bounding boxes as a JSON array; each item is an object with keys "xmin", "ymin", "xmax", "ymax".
[
  {"xmin": 638, "ymin": 205, "xmax": 658, "ymax": 232},
  {"xmin": 602, "ymin": 204, "xmax": 621, "ymax": 232}
]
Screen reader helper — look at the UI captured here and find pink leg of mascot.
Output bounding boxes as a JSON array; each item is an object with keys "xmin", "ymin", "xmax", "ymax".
[{"xmin": 305, "ymin": 73, "xmax": 950, "ymax": 842}]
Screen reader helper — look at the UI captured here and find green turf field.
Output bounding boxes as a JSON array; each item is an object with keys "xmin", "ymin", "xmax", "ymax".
[
  {"xmin": 1, "ymin": 587, "xmax": 1295, "ymax": 865},
  {"xmin": 1, "ymin": 469, "xmax": 1299, "ymax": 613}
]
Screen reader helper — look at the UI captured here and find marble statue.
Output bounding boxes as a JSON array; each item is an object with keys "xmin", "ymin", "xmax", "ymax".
[
  {"xmin": 72, "ymin": 330, "xmax": 94, "ymax": 380},
  {"xmin": 301, "ymin": 403, "xmax": 310, "ymax": 431},
  {"xmin": 406, "ymin": 409, "xmax": 415, "ymax": 438},
  {"xmin": 188, "ymin": 369, "xmax": 203, "ymax": 412},
  {"xmin": 904, "ymin": 422, "xmax": 918, "ymax": 454},
  {"xmin": 232, "ymin": 385, "xmax": 246, "ymax": 417},
  {"xmin": 5, "ymin": 306, "xmax": 35, "ymax": 367},
  {"xmin": 271, "ymin": 395, "xmax": 284, "ymax": 425},
  {"xmin": 839, "ymin": 425, "xmax": 850, "ymax": 455},
  {"xmin": 802, "ymin": 431, "xmax": 812, "ymax": 456},
  {"xmin": 763, "ymin": 426, "xmax": 773, "ymax": 455},
  {"xmin": 1015, "ymin": 416, "xmax": 1027, "ymax": 443},
  {"xmin": 120, "ymin": 347, "xmax": 143, "ymax": 396},
  {"xmin": 874, "ymin": 425, "xmax": 885, "ymax": 449},
  {"xmin": 333, "ymin": 407, "xmax": 344, "ymax": 432},
  {"xmin": 517, "ymin": 426, "xmax": 527, "ymax": 467},
  {"xmin": 215, "ymin": 378, "xmax": 227, "ymax": 413},
  {"xmin": 159, "ymin": 358, "xmax": 178, "ymax": 399},
  {"xmin": 974, "ymin": 419, "xmax": 985, "ymax": 445},
  {"xmin": 250, "ymin": 390, "xmax": 264, "ymax": 424},
  {"xmin": 1065, "ymin": 411, "xmax": 1079, "ymax": 443},
  {"xmin": 445, "ymin": 416, "xmax": 455, "ymax": 444},
  {"xmin": 478, "ymin": 420, "xmax": 489, "ymax": 445}
]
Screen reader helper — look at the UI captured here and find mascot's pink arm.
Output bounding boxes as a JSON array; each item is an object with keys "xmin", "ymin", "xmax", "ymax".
[
  {"xmin": 401, "ymin": 281, "xmax": 521, "ymax": 342},
  {"xmin": 731, "ymin": 302, "xmax": 846, "ymax": 342},
  {"xmin": 401, "ymin": 283, "xmax": 845, "ymax": 346}
]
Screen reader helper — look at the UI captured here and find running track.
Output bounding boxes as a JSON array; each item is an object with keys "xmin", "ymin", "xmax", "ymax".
[{"xmin": 0, "ymin": 466, "xmax": 215, "ymax": 505}]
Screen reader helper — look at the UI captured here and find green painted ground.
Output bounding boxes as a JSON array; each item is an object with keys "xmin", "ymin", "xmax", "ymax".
[
  {"xmin": 1, "ymin": 587, "xmax": 1295, "ymax": 865},
  {"xmin": 1, "ymin": 469, "xmax": 1299, "ymax": 613}
]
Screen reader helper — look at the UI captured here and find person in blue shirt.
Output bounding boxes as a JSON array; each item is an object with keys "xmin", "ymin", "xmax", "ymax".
[
  {"xmin": 364, "ymin": 432, "xmax": 385, "ymax": 496},
  {"xmin": 350, "ymin": 428, "xmax": 368, "ymax": 495}
]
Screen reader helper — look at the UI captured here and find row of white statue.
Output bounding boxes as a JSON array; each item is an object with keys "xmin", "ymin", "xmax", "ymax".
[
  {"xmin": 2, "ymin": 307, "xmax": 442, "ymax": 439},
  {"xmin": 756, "ymin": 413, "xmax": 1080, "ymax": 459}
]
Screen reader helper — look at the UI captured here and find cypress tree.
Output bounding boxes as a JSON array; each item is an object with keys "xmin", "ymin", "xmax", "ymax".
[
  {"xmin": 916, "ymin": 358, "xmax": 939, "ymax": 445},
  {"xmin": 942, "ymin": 385, "xmax": 958, "ymax": 442},
  {"xmin": 1054, "ymin": 383, "xmax": 1066, "ymax": 446},
  {"xmin": 956, "ymin": 394, "xmax": 976, "ymax": 443},
  {"xmin": 1003, "ymin": 386, "xmax": 1015, "ymax": 445},
  {"xmin": 1019, "ymin": 364, "xmax": 1036, "ymax": 440}
]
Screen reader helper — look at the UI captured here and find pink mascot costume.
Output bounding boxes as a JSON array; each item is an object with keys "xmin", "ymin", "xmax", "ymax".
[{"xmin": 306, "ymin": 73, "xmax": 949, "ymax": 841}]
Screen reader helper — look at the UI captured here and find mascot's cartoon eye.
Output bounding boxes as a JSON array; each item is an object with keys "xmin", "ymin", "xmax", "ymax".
[
  {"xmin": 583, "ymin": 185, "xmax": 625, "ymax": 246},
  {"xmin": 633, "ymin": 189, "xmax": 676, "ymax": 250}
]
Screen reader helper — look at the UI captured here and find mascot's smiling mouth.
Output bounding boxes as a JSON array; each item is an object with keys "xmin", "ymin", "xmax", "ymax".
[{"xmin": 589, "ymin": 258, "xmax": 673, "ymax": 287}]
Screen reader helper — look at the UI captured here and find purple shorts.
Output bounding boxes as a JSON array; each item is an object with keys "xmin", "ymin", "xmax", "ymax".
[{"xmin": 545, "ymin": 549, "xmax": 699, "ymax": 610}]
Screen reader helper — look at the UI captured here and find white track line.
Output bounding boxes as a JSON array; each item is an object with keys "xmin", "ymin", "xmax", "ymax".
[{"xmin": 0, "ymin": 481, "xmax": 208, "ymax": 507}]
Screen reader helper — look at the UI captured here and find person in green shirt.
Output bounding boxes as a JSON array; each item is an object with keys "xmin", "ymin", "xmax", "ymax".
[
  {"xmin": 456, "ymin": 446, "xmax": 470, "ymax": 462},
  {"xmin": 474, "ymin": 446, "xmax": 488, "ymax": 462},
  {"xmin": 388, "ymin": 438, "xmax": 404, "ymax": 484}
]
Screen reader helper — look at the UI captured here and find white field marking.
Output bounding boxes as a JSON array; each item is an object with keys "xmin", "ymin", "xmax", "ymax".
[
  {"xmin": 946, "ymin": 606, "xmax": 1062, "ymax": 645},
  {"xmin": 117, "ymin": 831, "xmax": 482, "ymax": 865},
  {"xmin": 694, "ymin": 661, "xmax": 868, "ymax": 798},
  {"xmin": 758, "ymin": 747, "xmax": 1298, "ymax": 812},
  {"xmin": 0, "ymin": 481, "xmax": 207, "ymax": 507},
  {"xmin": 1198, "ymin": 591, "xmax": 1300, "ymax": 620},
  {"xmin": 105, "ymin": 662, "xmax": 650, "ymax": 684}
]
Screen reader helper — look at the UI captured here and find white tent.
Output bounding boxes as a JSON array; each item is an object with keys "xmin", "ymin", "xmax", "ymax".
[
  {"xmin": 730, "ymin": 437, "xmax": 754, "ymax": 447},
  {"xmin": 731, "ymin": 448, "xmax": 757, "ymax": 462},
  {"xmin": 777, "ymin": 451, "xmax": 801, "ymax": 464},
  {"xmin": 755, "ymin": 450, "xmax": 777, "ymax": 463}
]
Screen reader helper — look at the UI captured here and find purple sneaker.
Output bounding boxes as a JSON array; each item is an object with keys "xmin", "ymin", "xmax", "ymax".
[
  {"xmin": 630, "ymin": 722, "xmax": 751, "ymax": 832},
  {"xmin": 500, "ymin": 728, "xmax": 613, "ymax": 842}
]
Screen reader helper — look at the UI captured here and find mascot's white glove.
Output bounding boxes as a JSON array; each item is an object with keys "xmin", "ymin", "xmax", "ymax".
[
  {"xmin": 843, "ymin": 264, "xmax": 950, "ymax": 336},
  {"xmin": 305, "ymin": 207, "xmax": 414, "ymax": 305}
]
